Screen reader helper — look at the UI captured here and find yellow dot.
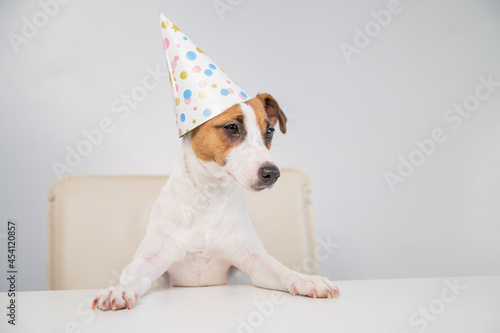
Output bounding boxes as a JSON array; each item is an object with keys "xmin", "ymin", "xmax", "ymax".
[
  {"xmin": 186, "ymin": 129, "xmax": 189, "ymax": 133},
  {"xmin": 198, "ymin": 91, "xmax": 207, "ymax": 99},
  {"xmin": 162, "ymin": 21, "xmax": 169, "ymax": 29},
  {"xmin": 210, "ymin": 100, "xmax": 215, "ymax": 105},
  {"xmin": 180, "ymin": 71, "xmax": 187, "ymax": 79},
  {"xmin": 175, "ymin": 97, "xmax": 180, "ymax": 105},
  {"xmin": 196, "ymin": 47, "xmax": 203, "ymax": 53},
  {"xmin": 168, "ymin": 72, "xmax": 172, "ymax": 85},
  {"xmin": 179, "ymin": 129, "xmax": 182, "ymax": 136}
]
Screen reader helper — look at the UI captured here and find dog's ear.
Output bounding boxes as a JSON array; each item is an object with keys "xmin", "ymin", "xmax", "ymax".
[{"xmin": 255, "ymin": 93, "xmax": 287, "ymax": 134}]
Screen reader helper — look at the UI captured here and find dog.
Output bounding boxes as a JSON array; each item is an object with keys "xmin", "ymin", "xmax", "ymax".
[{"xmin": 92, "ymin": 93, "xmax": 339, "ymax": 310}]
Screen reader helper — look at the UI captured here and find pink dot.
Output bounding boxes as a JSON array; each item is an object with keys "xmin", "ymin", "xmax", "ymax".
[
  {"xmin": 193, "ymin": 107, "xmax": 197, "ymax": 111},
  {"xmin": 192, "ymin": 66, "xmax": 201, "ymax": 73},
  {"xmin": 227, "ymin": 88, "xmax": 234, "ymax": 95},
  {"xmin": 163, "ymin": 38, "xmax": 170, "ymax": 49},
  {"xmin": 199, "ymin": 80, "xmax": 207, "ymax": 88},
  {"xmin": 171, "ymin": 61, "xmax": 177, "ymax": 69},
  {"xmin": 176, "ymin": 44, "xmax": 181, "ymax": 48},
  {"xmin": 174, "ymin": 84, "xmax": 178, "ymax": 92},
  {"xmin": 185, "ymin": 98, "xmax": 191, "ymax": 105},
  {"xmin": 174, "ymin": 55, "xmax": 179, "ymax": 61},
  {"xmin": 239, "ymin": 93, "xmax": 246, "ymax": 100},
  {"xmin": 227, "ymin": 80, "xmax": 231, "ymax": 84}
]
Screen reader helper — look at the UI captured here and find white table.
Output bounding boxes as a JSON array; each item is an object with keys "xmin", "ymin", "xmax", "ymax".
[{"xmin": 2, "ymin": 276, "xmax": 499, "ymax": 333}]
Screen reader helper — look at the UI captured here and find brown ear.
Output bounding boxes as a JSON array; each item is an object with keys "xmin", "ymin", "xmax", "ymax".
[{"xmin": 255, "ymin": 93, "xmax": 287, "ymax": 134}]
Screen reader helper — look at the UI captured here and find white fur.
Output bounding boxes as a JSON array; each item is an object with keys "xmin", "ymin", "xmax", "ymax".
[
  {"xmin": 93, "ymin": 102, "xmax": 338, "ymax": 310},
  {"xmin": 224, "ymin": 103, "xmax": 275, "ymax": 191}
]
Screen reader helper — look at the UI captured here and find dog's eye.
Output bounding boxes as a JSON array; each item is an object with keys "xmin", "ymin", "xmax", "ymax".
[
  {"xmin": 265, "ymin": 127, "xmax": 275, "ymax": 141},
  {"xmin": 224, "ymin": 124, "xmax": 239, "ymax": 135}
]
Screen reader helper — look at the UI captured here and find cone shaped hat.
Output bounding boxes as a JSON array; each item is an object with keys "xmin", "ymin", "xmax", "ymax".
[{"xmin": 160, "ymin": 13, "xmax": 249, "ymax": 137}]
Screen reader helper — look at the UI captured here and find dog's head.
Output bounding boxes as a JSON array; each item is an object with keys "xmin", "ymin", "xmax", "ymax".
[{"xmin": 190, "ymin": 93, "xmax": 287, "ymax": 192}]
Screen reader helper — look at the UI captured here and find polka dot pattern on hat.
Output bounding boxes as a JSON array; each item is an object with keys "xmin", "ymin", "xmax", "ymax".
[{"xmin": 160, "ymin": 13, "xmax": 249, "ymax": 137}]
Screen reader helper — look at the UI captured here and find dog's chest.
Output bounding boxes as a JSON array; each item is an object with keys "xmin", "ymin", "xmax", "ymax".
[
  {"xmin": 181, "ymin": 250, "xmax": 213, "ymax": 264},
  {"xmin": 180, "ymin": 214, "xmax": 235, "ymax": 253},
  {"xmin": 165, "ymin": 211, "xmax": 240, "ymax": 286},
  {"xmin": 173, "ymin": 189, "xmax": 246, "ymax": 252},
  {"xmin": 168, "ymin": 249, "xmax": 232, "ymax": 287}
]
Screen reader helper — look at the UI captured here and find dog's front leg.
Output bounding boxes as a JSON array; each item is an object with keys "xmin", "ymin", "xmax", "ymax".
[
  {"xmin": 92, "ymin": 232, "xmax": 184, "ymax": 311},
  {"xmin": 91, "ymin": 236, "xmax": 182, "ymax": 311},
  {"xmin": 236, "ymin": 250, "xmax": 339, "ymax": 299},
  {"xmin": 92, "ymin": 199, "xmax": 186, "ymax": 311},
  {"xmin": 91, "ymin": 257, "xmax": 159, "ymax": 311}
]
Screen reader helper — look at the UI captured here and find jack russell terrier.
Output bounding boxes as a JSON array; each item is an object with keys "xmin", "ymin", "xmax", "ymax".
[{"xmin": 92, "ymin": 93, "xmax": 339, "ymax": 310}]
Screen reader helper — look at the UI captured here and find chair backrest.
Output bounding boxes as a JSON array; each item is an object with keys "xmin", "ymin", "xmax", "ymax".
[{"xmin": 47, "ymin": 168, "xmax": 318, "ymax": 290}]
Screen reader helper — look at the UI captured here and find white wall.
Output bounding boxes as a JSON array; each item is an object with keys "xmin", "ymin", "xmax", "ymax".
[{"xmin": 1, "ymin": 0, "xmax": 499, "ymax": 292}]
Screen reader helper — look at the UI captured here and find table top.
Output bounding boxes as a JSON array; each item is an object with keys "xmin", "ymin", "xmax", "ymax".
[{"xmin": 2, "ymin": 275, "xmax": 500, "ymax": 333}]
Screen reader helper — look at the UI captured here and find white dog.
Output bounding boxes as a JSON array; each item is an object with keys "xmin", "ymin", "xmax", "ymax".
[{"xmin": 92, "ymin": 93, "xmax": 339, "ymax": 310}]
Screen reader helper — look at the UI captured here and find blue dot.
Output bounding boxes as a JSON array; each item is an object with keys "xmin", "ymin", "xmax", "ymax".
[
  {"xmin": 186, "ymin": 51, "xmax": 197, "ymax": 61},
  {"xmin": 220, "ymin": 89, "xmax": 229, "ymax": 96},
  {"xmin": 204, "ymin": 69, "xmax": 213, "ymax": 76},
  {"xmin": 183, "ymin": 36, "xmax": 187, "ymax": 40},
  {"xmin": 180, "ymin": 113, "xmax": 186, "ymax": 122},
  {"xmin": 203, "ymin": 108, "xmax": 212, "ymax": 117},
  {"xmin": 183, "ymin": 89, "xmax": 192, "ymax": 99},
  {"xmin": 240, "ymin": 91, "xmax": 248, "ymax": 98},
  {"xmin": 208, "ymin": 63, "xmax": 216, "ymax": 70}
]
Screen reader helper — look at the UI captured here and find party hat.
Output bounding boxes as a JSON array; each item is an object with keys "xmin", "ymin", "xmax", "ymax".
[{"xmin": 159, "ymin": 13, "xmax": 249, "ymax": 137}]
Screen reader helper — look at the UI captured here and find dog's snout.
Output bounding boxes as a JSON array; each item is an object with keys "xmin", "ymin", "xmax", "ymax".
[{"xmin": 259, "ymin": 165, "xmax": 280, "ymax": 186}]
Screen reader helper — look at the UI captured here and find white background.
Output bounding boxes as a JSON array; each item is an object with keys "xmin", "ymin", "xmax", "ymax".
[{"xmin": 0, "ymin": 0, "xmax": 499, "ymax": 292}]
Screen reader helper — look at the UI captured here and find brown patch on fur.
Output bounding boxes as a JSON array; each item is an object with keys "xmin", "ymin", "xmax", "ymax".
[
  {"xmin": 190, "ymin": 104, "xmax": 247, "ymax": 165},
  {"xmin": 254, "ymin": 93, "xmax": 287, "ymax": 134},
  {"xmin": 244, "ymin": 98, "xmax": 273, "ymax": 148},
  {"xmin": 190, "ymin": 94, "xmax": 287, "ymax": 163}
]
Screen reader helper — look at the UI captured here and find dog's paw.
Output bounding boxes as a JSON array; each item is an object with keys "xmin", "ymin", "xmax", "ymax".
[
  {"xmin": 286, "ymin": 274, "xmax": 340, "ymax": 299},
  {"xmin": 92, "ymin": 286, "xmax": 140, "ymax": 311}
]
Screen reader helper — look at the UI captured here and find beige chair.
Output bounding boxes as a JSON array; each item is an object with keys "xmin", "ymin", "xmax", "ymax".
[{"xmin": 47, "ymin": 169, "xmax": 318, "ymax": 290}]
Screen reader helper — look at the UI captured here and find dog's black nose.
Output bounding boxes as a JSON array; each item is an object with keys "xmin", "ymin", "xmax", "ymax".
[{"xmin": 259, "ymin": 165, "xmax": 280, "ymax": 186}]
